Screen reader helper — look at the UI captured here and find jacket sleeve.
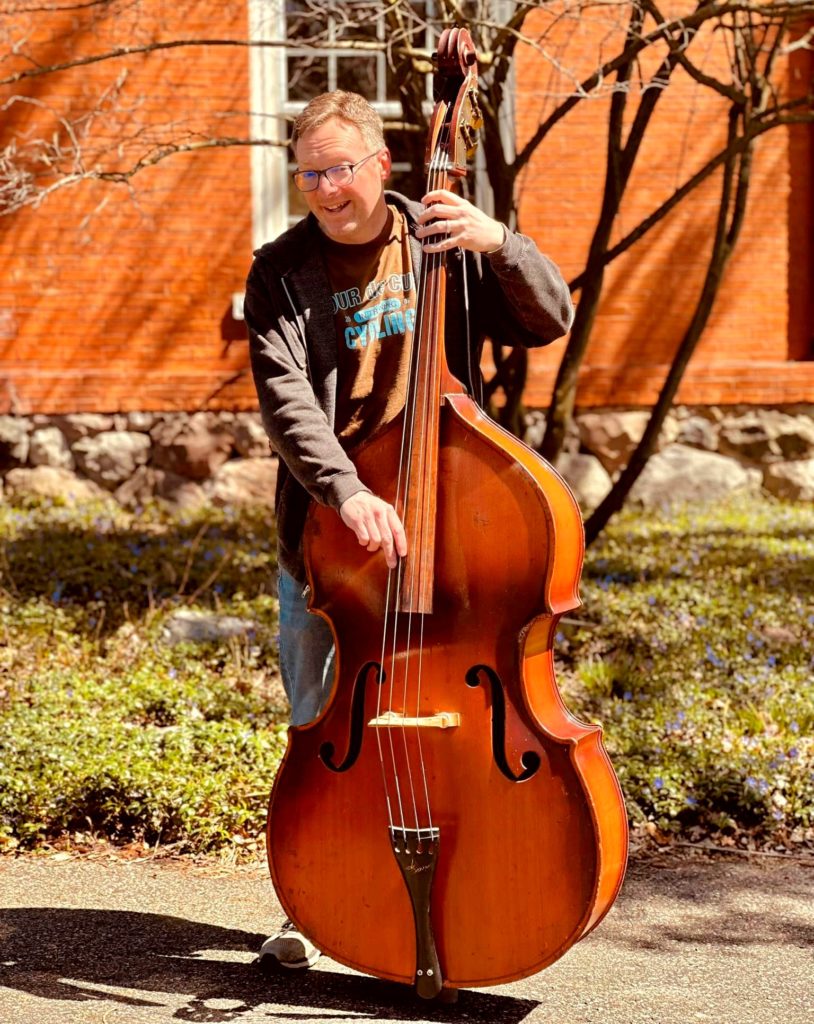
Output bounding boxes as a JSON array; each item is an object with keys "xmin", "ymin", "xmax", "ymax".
[
  {"xmin": 475, "ymin": 229, "xmax": 574, "ymax": 348},
  {"xmin": 244, "ymin": 257, "xmax": 368, "ymax": 510}
]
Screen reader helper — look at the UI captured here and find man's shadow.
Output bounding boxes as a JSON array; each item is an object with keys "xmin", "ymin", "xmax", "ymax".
[{"xmin": 0, "ymin": 908, "xmax": 539, "ymax": 1022}]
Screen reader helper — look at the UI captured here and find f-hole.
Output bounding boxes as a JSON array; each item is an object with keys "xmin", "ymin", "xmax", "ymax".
[
  {"xmin": 465, "ymin": 664, "xmax": 541, "ymax": 782},
  {"xmin": 319, "ymin": 661, "xmax": 384, "ymax": 772}
]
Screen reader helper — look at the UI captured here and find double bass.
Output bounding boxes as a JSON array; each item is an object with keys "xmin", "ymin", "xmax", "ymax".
[{"xmin": 267, "ymin": 26, "xmax": 628, "ymax": 998}]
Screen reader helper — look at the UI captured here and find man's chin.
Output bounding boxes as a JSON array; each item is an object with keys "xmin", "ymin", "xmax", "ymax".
[{"xmin": 320, "ymin": 219, "xmax": 360, "ymax": 243}]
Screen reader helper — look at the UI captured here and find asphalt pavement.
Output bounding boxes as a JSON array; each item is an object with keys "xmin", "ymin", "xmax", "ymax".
[{"xmin": 0, "ymin": 849, "xmax": 812, "ymax": 1024}]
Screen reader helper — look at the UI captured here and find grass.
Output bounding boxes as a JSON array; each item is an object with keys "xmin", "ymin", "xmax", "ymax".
[
  {"xmin": 0, "ymin": 499, "xmax": 287, "ymax": 856},
  {"xmin": 561, "ymin": 499, "xmax": 814, "ymax": 850},
  {"xmin": 0, "ymin": 493, "xmax": 811, "ymax": 858}
]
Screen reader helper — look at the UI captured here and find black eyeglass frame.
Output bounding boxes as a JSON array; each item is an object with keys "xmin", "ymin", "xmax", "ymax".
[{"xmin": 292, "ymin": 149, "xmax": 384, "ymax": 193}]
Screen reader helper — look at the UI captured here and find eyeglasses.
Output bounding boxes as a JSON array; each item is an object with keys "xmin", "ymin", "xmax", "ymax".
[{"xmin": 292, "ymin": 150, "xmax": 383, "ymax": 192}]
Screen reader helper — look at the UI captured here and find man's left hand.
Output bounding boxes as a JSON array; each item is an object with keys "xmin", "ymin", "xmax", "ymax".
[{"xmin": 416, "ymin": 189, "xmax": 505, "ymax": 254}]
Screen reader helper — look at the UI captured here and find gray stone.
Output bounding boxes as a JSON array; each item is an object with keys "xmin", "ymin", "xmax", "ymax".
[
  {"xmin": 3, "ymin": 465, "xmax": 107, "ymax": 502},
  {"xmin": 162, "ymin": 609, "xmax": 257, "ymax": 645},
  {"xmin": 72, "ymin": 431, "xmax": 152, "ymax": 489},
  {"xmin": 718, "ymin": 410, "xmax": 814, "ymax": 462},
  {"xmin": 57, "ymin": 413, "xmax": 116, "ymax": 443},
  {"xmin": 0, "ymin": 415, "xmax": 30, "ymax": 467},
  {"xmin": 233, "ymin": 414, "xmax": 270, "ymax": 458},
  {"xmin": 151, "ymin": 412, "xmax": 233, "ymax": 480},
  {"xmin": 126, "ymin": 412, "xmax": 156, "ymax": 432},
  {"xmin": 28, "ymin": 426, "xmax": 74, "ymax": 469},
  {"xmin": 206, "ymin": 457, "xmax": 278, "ymax": 507},
  {"xmin": 676, "ymin": 415, "xmax": 720, "ymax": 451},
  {"xmin": 555, "ymin": 452, "xmax": 612, "ymax": 511},
  {"xmin": 523, "ymin": 410, "xmax": 546, "ymax": 450},
  {"xmin": 113, "ymin": 465, "xmax": 207, "ymax": 510},
  {"xmin": 771, "ymin": 413, "xmax": 814, "ymax": 459},
  {"xmin": 763, "ymin": 459, "xmax": 814, "ymax": 501},
  {"xmin": 577, "ymin": 411, "xmax": 651, "ymax": 474},
  {"xmin": 149, "ymin": 413, "xmax": 189, "ymax": 440},
  {"xmin": 630, "ymin": 444, "xmax": 761, "ymax": 508}
]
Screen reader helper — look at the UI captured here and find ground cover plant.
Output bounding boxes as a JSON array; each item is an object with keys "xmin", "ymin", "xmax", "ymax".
[{"xmin": 0, "ymin": 493, "xmax": 811, "ymax": 857}]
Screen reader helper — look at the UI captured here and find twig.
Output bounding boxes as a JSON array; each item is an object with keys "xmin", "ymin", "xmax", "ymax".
[
  {"xmin": 174, "ymin": 522, "xmax": 209, "ymax": 599},
  {"xmin": 184, "ymin": 552, "xmax": 232, "ymax": 606},
  {"xmin": 671, "ymin": 840, "xmax": 814, "ymax": 864}
]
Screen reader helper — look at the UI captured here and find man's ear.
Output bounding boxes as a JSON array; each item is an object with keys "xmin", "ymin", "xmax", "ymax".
[{"xmin": 379, "ymin": 147, "xmax": 392, "ymax": 180}]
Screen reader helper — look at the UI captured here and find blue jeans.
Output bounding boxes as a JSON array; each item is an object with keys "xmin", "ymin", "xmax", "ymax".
[{"xmin": 277, "ymin": 568, "xmax": 336, "ymax": 726}]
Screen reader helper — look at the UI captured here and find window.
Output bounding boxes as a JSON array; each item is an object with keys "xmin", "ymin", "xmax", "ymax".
[{"xmin": 249, "ymin": 0, "xmax": 434, "ymax": 245}]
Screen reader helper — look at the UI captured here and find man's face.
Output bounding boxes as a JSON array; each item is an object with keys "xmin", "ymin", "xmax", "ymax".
[{"xmin": 294, "ymin": 118, "xmax": 391, "ymax": 245}]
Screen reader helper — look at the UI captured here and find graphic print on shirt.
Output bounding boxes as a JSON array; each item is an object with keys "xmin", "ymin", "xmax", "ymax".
[
  {"xmin": 324, "ymin": 206, "xmax": 416, "ymax": 447},
  {"xmin": 331, "ymin": 271, "xmax": 416, "ymax": 350}
]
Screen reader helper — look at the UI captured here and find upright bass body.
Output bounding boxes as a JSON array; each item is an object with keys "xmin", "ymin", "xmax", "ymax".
[{"xmin": 267, "ymin": 392, "xmax": 628, "ymax": 989}]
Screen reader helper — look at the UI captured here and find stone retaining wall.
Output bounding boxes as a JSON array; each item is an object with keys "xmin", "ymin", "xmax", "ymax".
[
  {"xmin": 546, "ymin": 405, "xmax": 814, "ymax": 508},
  {"xmin": 1, "ymin": 406, "xmax": 813, "ymax": 512},
  {"xmin": 0, "ymin": 412, "xmax": 277, "ymax": 510}
]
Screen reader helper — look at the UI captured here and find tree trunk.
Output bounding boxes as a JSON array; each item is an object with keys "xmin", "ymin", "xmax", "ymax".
[{"xmin": 584, "ymin": 112, "xmax": 753, "ymax": 544}]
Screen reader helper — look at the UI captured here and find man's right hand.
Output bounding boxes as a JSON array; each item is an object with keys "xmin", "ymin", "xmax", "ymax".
[{"xmin": 339, "ymin": 491, "xmax": 407, "ymax": 570}]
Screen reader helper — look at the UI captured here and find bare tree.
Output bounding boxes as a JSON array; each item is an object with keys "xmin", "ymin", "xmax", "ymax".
[{"xmin": 0, "ymin": 0, "xmax": 812, "ymax": 533}]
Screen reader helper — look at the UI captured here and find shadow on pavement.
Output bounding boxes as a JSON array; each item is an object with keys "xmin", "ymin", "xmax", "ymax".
[
  {"xmin": 0, "ymin": 908, "xmax": 539, "ymax": 1022},
  {"xmin": 613, "ymin": 857, "xmax": 814, "ymax": 951}
]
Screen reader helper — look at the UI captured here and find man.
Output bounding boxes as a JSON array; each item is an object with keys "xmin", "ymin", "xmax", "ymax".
[{"xmin": 244, "ymin": 90, "xmax": 573, "ymax": 970}]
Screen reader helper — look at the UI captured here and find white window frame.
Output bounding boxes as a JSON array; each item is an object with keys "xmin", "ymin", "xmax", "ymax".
[{"xmin": 248, "ymin": 2, "xmax": 499, "ymax": 244}]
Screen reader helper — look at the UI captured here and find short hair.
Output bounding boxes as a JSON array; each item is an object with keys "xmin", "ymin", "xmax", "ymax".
[{"xmin": 291, "ymin": 91, "xmax": 385, "ymax": 151}]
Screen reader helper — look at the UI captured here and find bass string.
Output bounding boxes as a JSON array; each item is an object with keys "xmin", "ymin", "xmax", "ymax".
[
  {"xmin": 375, "ymin": 143, "xmax": 449, "ymax": 842},
  {"xmin": 411, "ymin": 148, "xmax": 451, "ymax": 840},
  {"xmin": 391, "ymin": 144, "xmax": 443, "ymax": 841},
  {"xmin": 375, "ymin": 144, "xmax": 438, "ymax": 838}
]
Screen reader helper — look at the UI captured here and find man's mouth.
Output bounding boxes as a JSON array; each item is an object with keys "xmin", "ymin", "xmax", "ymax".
[{"xmin": 323, "ymin": 201, "xmax": 350, "ymax": 214}]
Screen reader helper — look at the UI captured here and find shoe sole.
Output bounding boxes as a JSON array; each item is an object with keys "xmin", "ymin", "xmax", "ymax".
[{"xmin": 257, "ymin": 950, "xmax": 321, "ymax": 972}]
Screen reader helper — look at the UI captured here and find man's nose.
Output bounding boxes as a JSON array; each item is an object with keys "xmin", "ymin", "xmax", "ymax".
[{"xmin": 317, "ymin": 172, "xmax": 343, "ymax": 196}]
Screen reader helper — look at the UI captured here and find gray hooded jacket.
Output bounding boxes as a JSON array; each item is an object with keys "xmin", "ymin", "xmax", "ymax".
[{"xmin": 244, "ymin": 191, "xmax": 574, "ymax": 582}]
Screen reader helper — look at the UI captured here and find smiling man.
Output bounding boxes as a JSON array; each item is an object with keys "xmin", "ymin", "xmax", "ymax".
[{"xmin": 244, "ymin": 90, "xmax": 574, "ymax": 971}]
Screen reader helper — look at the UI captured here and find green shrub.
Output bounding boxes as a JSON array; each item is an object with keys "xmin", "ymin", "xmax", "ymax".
[
  {"xmin": 0, "ymin": 494, "xmax": 811, "ymax": 853},
  {"xmin": 561, "ymin": 498, "xmax": 814, "ymax": 843}
]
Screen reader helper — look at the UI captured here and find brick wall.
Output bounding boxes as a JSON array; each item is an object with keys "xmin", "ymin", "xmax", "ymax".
[
  {"xmin": 0, "ymin": 4, "xmax": 811, "ymax": 415},
  {"xmin": 0, "ymin": 1, "xmax": 258, "ymax": 415},
  {"xmin": 513, "ymin": 8, "xmax": 814, "ymax": 407}
]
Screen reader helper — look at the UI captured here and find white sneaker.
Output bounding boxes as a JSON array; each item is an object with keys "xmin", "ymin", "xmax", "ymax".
[{"xmin": 257, "ymin": 920, "xmax": 321, "ymax": 970}]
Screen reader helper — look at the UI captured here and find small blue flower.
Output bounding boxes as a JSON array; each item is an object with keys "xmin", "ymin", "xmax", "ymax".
[
  {"xmin": 623, "ymin": 690, "xmax": 633, "ymax": 701},
  {"xmin": 788, "ymin": 747, "xmax": 799, "ymax": 759},
  {"xmin": 653, "ymin": 777, "xmax": 664, "ymax": 790},
  {"xmin": 790, "ymin": 721, "xmax": 800, "ymax": 734},
  {"xmin": 647, "ymin": 596, "xmax": 657, "ymax": 606},
  {"xmin": 685, "ymin": 796, "xmax": 698, "ymax": 807}
]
